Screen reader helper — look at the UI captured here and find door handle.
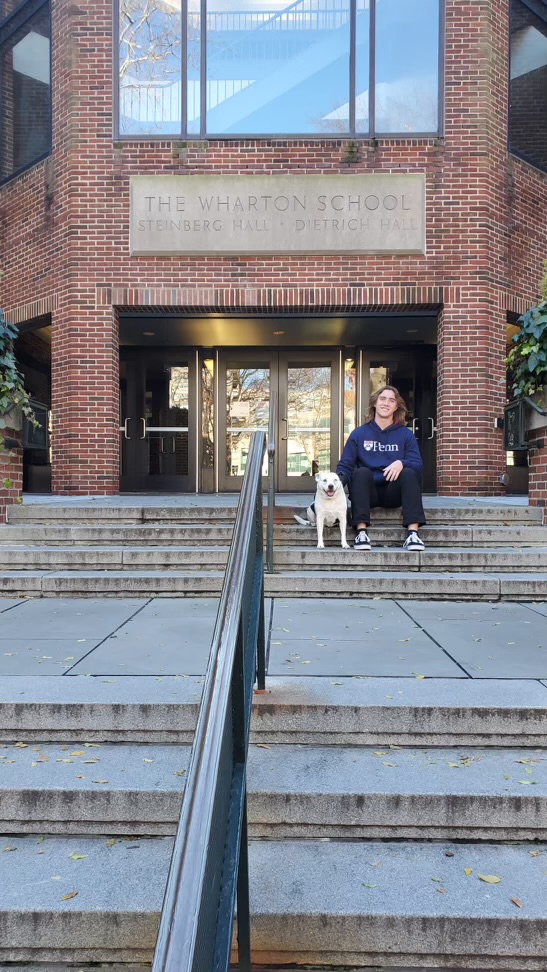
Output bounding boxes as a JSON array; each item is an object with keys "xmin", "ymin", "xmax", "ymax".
[
  {"xmin": 170, "ymin": 436, "xmax": 176, "ymax": 454},
  {"xmin": 280, "ymin": 417, "xmax": 288, "ymax": 441},
  {"xmin": 120, "ymin": 418, "xmax": 131, "ymax": 439},
  {"xmin": 411, "ymin": 417, "xmax": 420, "ymax": 435},
  {"xmin": 140, "ymin": 418, "xmax": 146, "ymax": 439},
  {"xmin": 427, "ymin": 417, "xmax": 437, "ymax": 440}
]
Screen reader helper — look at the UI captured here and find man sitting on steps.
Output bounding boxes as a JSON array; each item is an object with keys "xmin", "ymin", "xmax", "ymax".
[{"xmin": 336, "ymin": 384, "xmax": 426, "ymax": 551}]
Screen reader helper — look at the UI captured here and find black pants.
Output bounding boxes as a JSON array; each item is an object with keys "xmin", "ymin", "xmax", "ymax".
[{"xmin": 349, "ymin": 466, "xmax": 426, "ymax": 528}]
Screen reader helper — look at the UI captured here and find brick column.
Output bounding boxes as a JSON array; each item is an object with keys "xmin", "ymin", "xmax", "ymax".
[
  {"xmin": 437, "ymin": 297, "xmax": 506, "ymax": 495},
  {"xmin": 51, "ymin": 302, "xmax": 119, "ymax": 494},
  {"xmin": 527, "ymin": 423, "xmax": 547, "ymax": 524},
  {"xmin": 0, "ymin": 427, "xmax": 23, "ymax": 523}
]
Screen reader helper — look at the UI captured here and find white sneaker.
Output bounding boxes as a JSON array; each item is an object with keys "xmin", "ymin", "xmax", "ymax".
[
  {"xmin": 402, "ymin": 531, "xmax": 425, "ymax": 551},
  {"xmin": 354, "ymin": 530, "xmax": 371, "ymax": 550}
]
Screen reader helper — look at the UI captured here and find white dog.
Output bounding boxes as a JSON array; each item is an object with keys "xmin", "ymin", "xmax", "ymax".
[{"xmin": 294, "ymin": 472, "xmax": 349, "ymax": 549}]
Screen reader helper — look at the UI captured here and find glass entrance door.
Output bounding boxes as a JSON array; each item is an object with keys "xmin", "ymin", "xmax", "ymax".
[
  {"xmin": 120, "ymin": 350, "xmax": 197, "ymax": 491},
  {"xmin": 218, "ymin": 351, "xmax": 341, "ymax": 492},
  {"xmin": 359, "ymin": 348, "xmax": 437, "ymax": 492}
]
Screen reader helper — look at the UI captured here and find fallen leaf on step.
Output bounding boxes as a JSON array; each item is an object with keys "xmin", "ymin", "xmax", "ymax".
[
  {"xmin": 362, "ymin": 883, "xmax": 377, "ymax": 888},
  {"xmin": 173, "ymin": 770, "xmax": 186, "ymax": 777},
  {"xmin": 436, "ymin": 888, "xmax": 448, "ymax": 894},
  {"xmin": 518, "ymin": 780, "xmax": 537, "ymax": 785},
  {"xmin": 68, "ymin": 853, "xmax": 87, "ymax": 861},
  {"xmin": 382, "ymin": 761, "xmax": 396, "ymax": 767},
  {"xmin": 431, "ymin": 877, "xmax": 443, "ymax": 882},
  {"xmin": 530, "ymin": 851, "xmax": 542, "ymax": 857},
  {"xmin": 105, "ymin": 839, "xmax": 117, "ymax": 848},
  {"xmin": 2, "ymin": 846, "xmax": 16, "ymax": 852},
  {"xmin": 91, "ymin": 780, "xmax": 109, "ymax": 785},
  {"xmin": 143, "ymin": 758, "xmax": 155, "ymax": 763},
  {"xmin": 69, "ymin": 751, "xmax": 85, "ymax": 757},
  {"xmin": 256, "ymin": 744, "xmax": 272, "ymax": 749},
  {"xmin": 445, "ymin": 852, "xmax": 455, "ymax": 857},
  {"xmin": 511, "ymin": 898, "xmax": 523, "ymax": 908},
  {"xmin": 61, "ymin": 891, "xmax": 79, "ymax": 901},
  {"xmin": 50, "ymin": 875, "xmax": 61, "ymax": 880},
  {"xmin": 414, "ymin": 675, "xmax": 426, "ymax": 680},
  {"xmin": 478, "ymin": 874, "xmax": 501, "ymax": 884},
  {"xmin": 464, "ymin": 868, "xmax": 473, "ymax": 876}
]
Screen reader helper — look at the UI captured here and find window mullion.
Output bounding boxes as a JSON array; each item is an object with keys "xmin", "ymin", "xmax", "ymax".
[
  {"xmin": 182, "ymin": 0, "xmax": 187, "ymax": 136},
  {"xmin": 200, "ymin": 0, "xmax": 206, "ymax": 138},
  {"xmin": 369, "ymin": 0, "xmax": 375, "ymax": 137},
  {"xmin": 349, "ymin": 0, "xmax": 356, "ymax": 134}
]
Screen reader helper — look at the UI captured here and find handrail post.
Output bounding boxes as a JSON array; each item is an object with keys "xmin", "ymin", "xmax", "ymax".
[{"xmin": 266, "ymin": 390, "xmax": 277, "ymax": 573}]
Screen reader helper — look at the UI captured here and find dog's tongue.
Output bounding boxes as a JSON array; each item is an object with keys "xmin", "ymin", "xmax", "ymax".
[{"xmin": 327, "ymin": 487, "xmax": 334, "ymax": 496}]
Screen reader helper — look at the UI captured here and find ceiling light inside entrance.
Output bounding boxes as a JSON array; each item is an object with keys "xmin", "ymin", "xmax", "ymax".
[
  {"xmin": 143, "ymin": 331, "xmax": 155, "ymax": 336},
  {"xmin": 273, "ymin": 330, "xmax": 285, "ymax": 336}
]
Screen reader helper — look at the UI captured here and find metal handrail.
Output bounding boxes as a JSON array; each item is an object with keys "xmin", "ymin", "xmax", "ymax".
[
  {"xmin": 152, "ymin": 431, "xmax": 266, "ymax": 972},
  {"xmin": 266, "ymin": 390, "xmax": 278, "ymax": 573}
]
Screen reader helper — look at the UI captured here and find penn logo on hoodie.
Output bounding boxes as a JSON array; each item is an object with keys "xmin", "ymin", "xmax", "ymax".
[
  {"xmin": 363, "ymin": 440, "xmax": 374, "ymax": 451},
  {"xmin": 363, "ymin": 440, "xmax": 399, "ymax": 452}
]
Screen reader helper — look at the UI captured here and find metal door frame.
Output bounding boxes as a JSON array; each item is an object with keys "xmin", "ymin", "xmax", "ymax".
[
  {"xmin": 217, "ymin": 349, "xmax": 343, "ymax": 492},
  {"xmin": 357, "ymin": 347, "xmax": 437, "ymax": 492},
  {"xmin": 120, "ymin": 348, "xmax": 199, "ymax": 492}
]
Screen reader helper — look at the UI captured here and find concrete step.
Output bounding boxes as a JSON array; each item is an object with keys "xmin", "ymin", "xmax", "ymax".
[
  {"xmin": 2, "ymin": 522, "xmax": 546, "ymax": 547},
  {"xmin": 7, "ymin": 503, "xmax": 544, "ymax": 525},
  {"xmin": 0, "ymin": 835, "xmax": 545, "ymax": 967},
  {"xmin": 2, "ymin": 569, "xmax": 547, "ymax": 598},
  {"xmin": 3, "ymin": 545, "xmax": 547, "ymax": 572},
  {"xmin": 1, "ymin": 740, "xmax": 546, "ymax": 840},
  {"xmin": 1, "ymin": 676, "xmax": 546, "ymax": 747}
]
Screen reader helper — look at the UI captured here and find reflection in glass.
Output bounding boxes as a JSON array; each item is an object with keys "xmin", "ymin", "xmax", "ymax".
[
  {"xmin": 119, "ymin": 0, "xmax": 182, "ymax": 136},
  {"xmin": 354, "ymin": 0, "xmax": 370, "ymax": 133},
  {"xmin": 286, "ymin": 366, "xmax": 331, "ymax": 476},
  {"xmin": 0, "ymin": 3, "xmax": 51, "ymax": 181},
  {"xmin": 201, "ymin": 358, "xmax": 214, "ymax": 470},
  {"xmin": 510, "ymin": 0, "xmax": 547, "ymax": 171},
  {"xmin": 225, "ymin": 367, "xmax": 269, "ymax": 476},
  {"xmin": 145, "ymin": 363, "xmax": 189, "ymax": 477},
  {"xmin": 374, "ymin": 0, "xmax": 439, "ymax": 133},
  {"xmin": 187, "ymin": 0, "xmax": 200, "ymax": 134},
  {"xmin": 206, "ymin": 0, "xmax": 351, "ymax": 135},
  {"xmin": 344, "ymin": 358, "xmax": 356, "ymax": 434}
]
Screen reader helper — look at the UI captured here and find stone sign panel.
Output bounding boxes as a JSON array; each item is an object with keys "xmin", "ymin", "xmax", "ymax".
[{"xmin": 130, "ymin": 174, "xmax": 425, "ymax": 256}]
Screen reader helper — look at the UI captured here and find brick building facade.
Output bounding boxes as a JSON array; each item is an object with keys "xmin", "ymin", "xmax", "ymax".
[{"xmin": 1, "ymin": 0, "xmax": 547, "ymax": 501}]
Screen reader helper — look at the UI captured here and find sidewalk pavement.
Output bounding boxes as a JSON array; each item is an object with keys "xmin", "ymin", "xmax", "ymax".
[{"xmin": 0, "ymin": 596, "xmax": 546, "ymax": 680}]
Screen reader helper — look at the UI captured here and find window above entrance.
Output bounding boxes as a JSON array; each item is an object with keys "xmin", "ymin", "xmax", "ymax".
[
  {"xmin": 509, "ymin": 0, "xmax": 547, "ymax": 173},
  {"xmin": 0, "ymin": 0, "xmax": 51, "ymax": 184},
  {"xmin": 116, "ymin": 0, "xmax": 442, "ymax": 139}
]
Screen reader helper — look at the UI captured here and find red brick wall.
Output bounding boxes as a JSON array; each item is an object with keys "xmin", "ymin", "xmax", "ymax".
[
  {"xmin": 0, "ymin": 0, "xmax": 546, "ymax": 494},
  {"xmin": 0, "ymin": 427, "xmax": 22, "ymax": 524}
]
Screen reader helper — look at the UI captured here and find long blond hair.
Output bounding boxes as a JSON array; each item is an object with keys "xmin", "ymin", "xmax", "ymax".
[{"xmin": 367, "ymin": 385, "xmax": 408, "ymax": 425}]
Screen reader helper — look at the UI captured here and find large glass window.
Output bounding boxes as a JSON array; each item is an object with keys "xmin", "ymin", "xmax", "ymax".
[
  {"xmin": 116, "ymin": 0, "xmax": 442, "ymax": 138},
  {"xmin": 0, "ymin": 0, "xmax": 51, "ymax": 183},
  {"xmin": 373, "ymin": 0, "xmax": 440, "ymax": 134},
  {"xmin": 510, "ymin": 0, "xmax": 547, "ymax": 172}
]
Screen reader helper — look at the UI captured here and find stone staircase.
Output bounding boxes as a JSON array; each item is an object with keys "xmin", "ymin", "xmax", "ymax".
[
  {"xmin": 1, "ymin": 499, "xmax": 547, "ymax": 599},
  {"xmin": 1, "ymin": 498, "xmax": 547, "ymax": 970},
  {"xmin": 0, "ymin": 673, "xmax": 546, "ymax": 968}
]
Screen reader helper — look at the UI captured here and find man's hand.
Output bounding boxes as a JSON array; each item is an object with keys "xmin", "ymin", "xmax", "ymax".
[{"xmin": 383, "ymin": 460, "xmax": 403, "ymax": 482}]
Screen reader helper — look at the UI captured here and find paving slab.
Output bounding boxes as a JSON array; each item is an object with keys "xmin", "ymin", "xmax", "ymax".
[
  {"xmin": 0, "ymin": 600, "xmax": 25, "ymax": 613},
  {"xmin": 0, "ymin": 598, "xmax": 148, "ymax": 639},
  {"xmin": 399, "ymin": 601, "xmax": 540, "ymax": 623},
  {"xmin": 270, "ymin": 598, "xmax": 416, "ymax": 640},
  {"xmin": 412, "ymin": 618, "xmax": 547, "ymax": 679},
  {"xmin": 68, "ymin": 616, "xmax": 216, "ymax": 675},
  {"xmin": 0, "ymin": 640, "xmax": 104, "ymax": 675},
  {"xmin": 268, "ymin": 635, "xmax": 464, "ymax": 678}
]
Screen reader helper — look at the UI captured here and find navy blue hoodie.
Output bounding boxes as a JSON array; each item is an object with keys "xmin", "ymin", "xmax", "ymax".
[{"xmin": 337, "ymin": 420, "xmax": 423, "ymax": 486}]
